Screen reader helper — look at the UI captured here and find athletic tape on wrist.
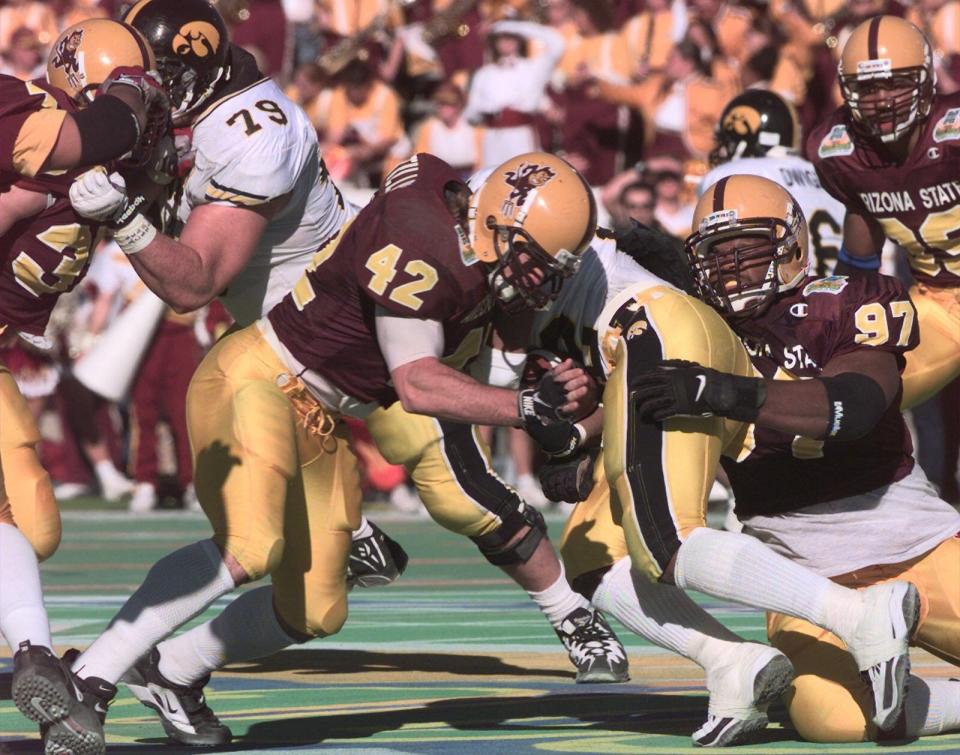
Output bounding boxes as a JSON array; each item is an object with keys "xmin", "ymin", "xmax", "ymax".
[{"xmin": 114, "ymin": 213, "xmax": 156, "ymax": 255}]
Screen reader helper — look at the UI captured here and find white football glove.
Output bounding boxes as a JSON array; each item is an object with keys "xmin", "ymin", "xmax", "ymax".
[{"xmin": 69, "ymin": 167, "xmax": 128, "ymax": 222}]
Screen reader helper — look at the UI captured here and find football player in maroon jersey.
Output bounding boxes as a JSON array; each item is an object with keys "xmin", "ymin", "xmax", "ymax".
[
  {"xmin": 633, "ymin": 174, "xmax": 960, "ymax": 743},
  {"xmin": 808, "ymin": 16, "xmax": 960, "ymax": 409},
  {"xmin": 59, "ymin": 151, "xmax": 607, "ymax": 752},
  {"xmin": 0, "ymin": 18, "xmax": 169, "ymax": 755}
]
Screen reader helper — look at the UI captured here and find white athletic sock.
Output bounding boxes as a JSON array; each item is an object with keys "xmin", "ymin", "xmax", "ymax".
[
  {"xmin": 0, "ymin": 523, "xmax": 52, "ymax": 651},
  {"xmin": 905, "ymin": 677, "xmax": 960, "ymax": 737},
  {"xmin": 94, "ymin": 459, "xmax": 124, "ymax": 485},
  {"xmin": 674, "ymin": 527, "xmax": 864, "ymax": 645},
  {"xmin": 352, "ymin": 516, "xmax": 373, "ymax": 541},
  {"xmin": 73, "ymin": 540, "xmax": 235, "ymax": 684},
  {"xmin": 526, "ymin": 563, "xmax": 591, "ymax": 628},
  {"xmin": 157, "ymin": 585, "xmax": 299, "ymax": 687},
  {"xmin": 592, "ymin": 556, "xmax": 742, "ymax": 666}
]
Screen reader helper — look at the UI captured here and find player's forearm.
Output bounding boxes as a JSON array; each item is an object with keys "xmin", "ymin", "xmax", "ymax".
[
  {"xmin": 127, "ymin": 235, "xmax": 218, "ymax": 313},
  {"xmin": 755, "ymin": 378, "xmax": 830, "ymax": 439},
  {"xmin": 394, "ymin": 357, "xmax": 522, "ymax": 426}
]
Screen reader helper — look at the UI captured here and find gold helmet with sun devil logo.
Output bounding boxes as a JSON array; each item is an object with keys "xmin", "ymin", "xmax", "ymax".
[
  {"xmin": 468, "ymin": 152, "xmax": 596, "ymax": 311},
  {"xmin": 47, "ymin": 19, "xmax": 156, "ymax": 104},
  {"xmin": 125, "ymin": 0, "xmax": 230, "ymax": 123},
  {"xmin": 686, "ymin": 174, "xmax": 809, "ymax": 319}
]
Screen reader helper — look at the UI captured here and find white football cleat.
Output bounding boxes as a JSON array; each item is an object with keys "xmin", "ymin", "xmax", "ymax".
[
  {"xmin": 845, "ymin": 580, "xmax": 920, "ymax": 732},
  {"xmin": 128, "ymin": 482, "xmax": 158, "ymax": 514},
  {"xmin": 693, "ymin": 643, "xmax": 794, "ymax": 747}
]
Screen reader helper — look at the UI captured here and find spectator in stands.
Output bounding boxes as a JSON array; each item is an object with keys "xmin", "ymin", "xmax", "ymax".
[
  {"xmin": 464, "ymin": 18, "xmax": 565, "ymax": 167},
  {"xmin": 227, "ymin": 0, "xmax": 290, "ymax": 78},
  {"xmin": 652, "ymin": 169, "xmax": 694, "ymax": 238},
  {"xmin": 0, "ymin": 0, "xmax": 57, "ymax": 52},
  {"xmin": 323, "ymin": 56, "xmax": 403, "ymax": 185},
  {"xmin": 0, "ymin": 27, "xmax": 45, "ymax": 81},
  {"xmin": 287, "ymin": 62, "xmax": 333, "ymax": 133},
  {"xmin": 413, "ymin": 81, "xmax": 484, "ymax": 178},
  {"xmin": 590, "ymin": 37, "xmax": 734, "ymax": 161}
]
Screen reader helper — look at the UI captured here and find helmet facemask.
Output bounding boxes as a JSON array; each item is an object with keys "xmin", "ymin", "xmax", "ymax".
[
  {"xmin": 686, "ymin": 215, "xmax": 806, "ymax": 319},
  {"xmin": 485, "ymin": 221, "xmax": 581, "ymax": 313},
  {"xmin": 840, "ymin": 64, "xmax": 934, "ymax": 144},
  {"xmin": 157, "ymin": 55, "xmax": 226, "ymax": 124}
]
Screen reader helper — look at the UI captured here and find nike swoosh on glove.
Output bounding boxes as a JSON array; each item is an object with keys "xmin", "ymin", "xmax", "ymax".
[{"xmin": 630, "ymin": 359, "xmax": 766, "ymax": 423}]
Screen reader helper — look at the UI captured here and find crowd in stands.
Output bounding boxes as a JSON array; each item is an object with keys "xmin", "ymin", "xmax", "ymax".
[{"xmin": 1, "ymin": 0, "xmax": 957, "ymax": 510}]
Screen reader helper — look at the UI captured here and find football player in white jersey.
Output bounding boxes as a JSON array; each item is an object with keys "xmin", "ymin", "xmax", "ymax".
[{"xmin": 701, "ymin": 90, "xmax": 847, "ymax": 278}]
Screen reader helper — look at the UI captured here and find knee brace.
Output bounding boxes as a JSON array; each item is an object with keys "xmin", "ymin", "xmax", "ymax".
[{"xmin": 471, "ymin": 501, "xmax": 547, "ymax": 566}]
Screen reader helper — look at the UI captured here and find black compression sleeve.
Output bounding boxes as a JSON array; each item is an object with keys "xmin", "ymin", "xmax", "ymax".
[
  {"xmin": 821, "ymin": 372, "xmax": 889, "ymax": 440},
  {"xmin": 74, "ymin": 95, "xmax": 141, "ymax": 165}
]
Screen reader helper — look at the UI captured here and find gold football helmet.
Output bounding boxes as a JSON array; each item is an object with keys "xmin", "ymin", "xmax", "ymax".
[
  {"xmin": 839, "ymin": 16, "xmax": 934, "ymax": 144},
  {"xmin": 686, "ymin": 175, "xmax": 808, "ymax": 318},
  {"xmin": 47, "ymin": 19, "xmax": 156, "ymax": 105},
  {"xmin": 468, "ymin": 152, "xmax": 596, "ymax": 310}
]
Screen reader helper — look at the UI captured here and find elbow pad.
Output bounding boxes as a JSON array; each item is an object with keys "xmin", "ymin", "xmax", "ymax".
[
  {"xmin": 75, "ymin": 95, "xmax": 140, "ymax": 165},
  {"xmin": 821, "ymin": 372, "xmax": 888, "ymax": 441}
]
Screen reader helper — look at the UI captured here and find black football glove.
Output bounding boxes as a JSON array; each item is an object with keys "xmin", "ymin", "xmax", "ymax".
[
  {"xmin": 518, "ymin": 372, "xmax": 578, "ymax": 455},
  {"xmin": 631, "ymin": 359, "xmax": 766, "ymax": 423},
  {"xmin": 538, "ymin": 450, "xmax": 596, "ymax": 503}
]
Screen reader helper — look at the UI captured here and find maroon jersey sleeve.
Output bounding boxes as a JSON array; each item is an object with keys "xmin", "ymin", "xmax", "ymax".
[{"xmin": 0, "ymin": 76, "xmax": 71, "ymax": 182}]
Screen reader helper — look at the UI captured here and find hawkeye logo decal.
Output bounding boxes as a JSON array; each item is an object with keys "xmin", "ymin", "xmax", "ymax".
[
  {"xmin": 933, "ymin": 108, "xmax": 960, "ymax": 143},
  {"xmin": 500, "ymin": 163, "xmax": 556, "ymax": 218},
  {"xmin": 173, "ymin": 21, "xmax": 220, "ymax": 59},
  {"xmin": 818, "ymin": 124, "xmax": 854, "ymax": 158}
]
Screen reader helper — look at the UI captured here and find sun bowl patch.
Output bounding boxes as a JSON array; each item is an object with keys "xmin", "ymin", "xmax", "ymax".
[
  {"xmin": 818, "ymin": 124, "xmax": 854, "ymax": 158},
  {"xmin": 933, "ymin": 108, "xmax": 960, "ymax": 143},
  {"xmin": 803, "ymin": 275, "xmax": 849, "ymax": 296}
]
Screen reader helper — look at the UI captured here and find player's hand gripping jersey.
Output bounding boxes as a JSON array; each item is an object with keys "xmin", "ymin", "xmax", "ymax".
[
  {"xmin": 724, "ymin": 274, "xmax": 919, "ymax": 515},
  {"xmin": 810, "ymin": 91, "xmax": 960, "ymax": 286},
  {"xmin": 0, "ymin": 79, "xmax": 102, "ymax": 338},
  {"xmin": 268, "ymin": 153, "xmax": 493, "ymax": 412},
  {"xmin": 178, "ymin": 47, "xmax": 352, "ymax": 326}
]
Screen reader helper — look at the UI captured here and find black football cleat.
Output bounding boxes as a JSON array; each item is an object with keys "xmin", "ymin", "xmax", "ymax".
[
  {"xmin": 12, "ymin": 642, "xmax": 74, "ymax": 725},
  {"xmin": 122, "ymin": 647, "xmax": 232, "ymax": 746},
  {"xmin": 42, "ymin": 649, "xmax": 113, "ymax": 755},
  {"xmin": 555, "ymin": 607, "xmax": 630, "ymax": 684},
  {"xmin": 347, "ymin": 520, "xmax": 409, "ymax": 588}
]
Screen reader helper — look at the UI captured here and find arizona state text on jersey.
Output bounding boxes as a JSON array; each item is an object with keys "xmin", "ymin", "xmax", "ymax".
[{"xmin": 809, "ymin": 92, "xmax": 960, "ymax": 287}]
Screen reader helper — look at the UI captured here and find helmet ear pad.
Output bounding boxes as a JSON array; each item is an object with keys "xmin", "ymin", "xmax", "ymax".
[{"xmin": 125, "ymin": 0, "xmax": 231, "ymax": 120}]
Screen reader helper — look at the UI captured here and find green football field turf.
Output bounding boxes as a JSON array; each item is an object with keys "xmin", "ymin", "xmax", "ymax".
[{"xmin": 1, "ymin": 507, "xmax": 957, "ymax": 754}]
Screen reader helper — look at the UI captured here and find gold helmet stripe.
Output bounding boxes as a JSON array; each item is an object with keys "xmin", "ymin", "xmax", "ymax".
[
  {"xmin": 124, "ymin": 0, "xmax": 155, "ymax": 25},
  {"xmin": 868, "ymin": 15, "xmax": 881, "ymax": 59}
]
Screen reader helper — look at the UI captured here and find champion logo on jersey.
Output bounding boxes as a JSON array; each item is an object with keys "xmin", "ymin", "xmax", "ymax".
[
  {"xmin": 933, "ymin": 108, "xmax": 960, "ymax": 143},
  {"xmin": 803, "ymin": 275, "xmax": 849, "ymax": 297},
  {"xmin": 818, "ymin": 125, "xmax": 854, "ymax": 158}
]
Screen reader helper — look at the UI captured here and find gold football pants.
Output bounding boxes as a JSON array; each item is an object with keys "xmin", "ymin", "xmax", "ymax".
[
  {"xmin": 901, "ymin": 282, "xmax": 960, "ymax": 409},
  {"xmin": 0, "ymin": 363, "xmax": 59, "ymax": 560},
  {"xmin": 186, "ymin": 325, "xmax": 362, "ymax": 638},
  {"xmin": 562, "ymin": 286, "xmax": 752, "ymax": 583},
  {"xmin": 767, "ymin": 536, "xmax": 960, "ymax": 742},
  {"xmin": 365, "ymin": 402, "xmax": 515, "ymax": 539}
]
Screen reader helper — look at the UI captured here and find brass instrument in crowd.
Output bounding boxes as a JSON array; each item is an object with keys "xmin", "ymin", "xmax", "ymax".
[
  {"xmin": 212, "ymin": 0, "xmax": 251, "ymax": 24},
  {"xmin": 422, "ymin": 0, "xmax": 478, "ymax": 44},
  {"xmin": 316, "ymin": 11, "xmax": 390, "ymax": 76}
]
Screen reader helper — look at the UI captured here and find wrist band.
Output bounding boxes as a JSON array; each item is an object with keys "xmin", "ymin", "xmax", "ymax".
[
  {"xmin": 114, "ymin": 212, "xmax": 157, "ymax": 255},
  {"xmin": 837, "ymin": 246, "xmax": 880, "ymax": 271}
]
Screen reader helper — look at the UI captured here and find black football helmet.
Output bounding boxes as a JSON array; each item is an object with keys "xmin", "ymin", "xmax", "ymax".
[
  {"xmin": 124, "ymin": 0, "xmax": 230, "ymax": 123},
  {"xmin": 709, "ymin": 89, "xmax": 800, "ymax": 167}
]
